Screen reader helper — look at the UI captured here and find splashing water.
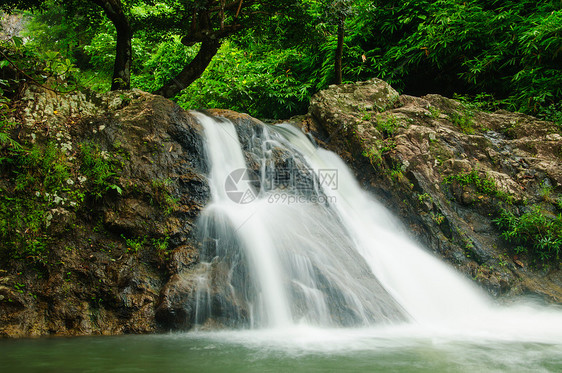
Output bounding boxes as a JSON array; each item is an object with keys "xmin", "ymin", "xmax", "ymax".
[{"xmin": 192, "ymin": 112, "xmax": 562, "ymax": 347}]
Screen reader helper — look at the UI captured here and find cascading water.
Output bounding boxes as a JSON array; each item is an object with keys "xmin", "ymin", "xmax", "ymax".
[
  {"xmin": 194, "ymin": 113, "xmax": 405, "ymax": 328},
  {"xmin": 192, "ymin": 112, "xmax": 562, "ymax": 343}
]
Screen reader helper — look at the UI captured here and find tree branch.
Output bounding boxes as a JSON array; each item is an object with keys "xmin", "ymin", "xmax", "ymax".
[
  {"xmin": 235, "ymin": 0, "xmax": 244, "ymax": 18},
  {"xmin": 0, "ymin": 49, "xmax": 75, "ymax": 95},
  {"xmin": 153, "ymin": 38, "xmax": 222, "ymax": 98}
]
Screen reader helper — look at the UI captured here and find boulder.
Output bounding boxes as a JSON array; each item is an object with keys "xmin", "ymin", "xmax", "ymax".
[
  {"xmin": 0, "ymin": 87, "xmax": 210, "ymax": 337},
  {"xmin": 298, "ymin": 79, "xmax": 562, "ymax": 302}
]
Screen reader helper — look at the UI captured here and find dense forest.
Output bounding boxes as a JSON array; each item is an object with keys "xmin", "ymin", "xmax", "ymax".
[{"xmin": 0, "ymin": 0, "xmax": 561, "ymax": 122}]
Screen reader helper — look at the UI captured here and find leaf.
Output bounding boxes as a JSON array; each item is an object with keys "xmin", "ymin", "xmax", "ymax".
[
  {"xmin": 108, "ymin": 184, "xmax": 123, "ymax": 195},
  {"xmin": 12, "ymin": 36, "xmax": 23, "ymax": 48}
]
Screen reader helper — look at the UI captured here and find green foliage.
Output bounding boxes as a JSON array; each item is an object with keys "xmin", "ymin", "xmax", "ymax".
[
  {"xmin": 131, "ymin": 35, "xmax": 198, "ymax": 92},
  {"xmin": 360, "ymin": 115, "xmax": 402, "ymax": 167},
  {"xmin": 361, "ymin": 146, "xmax": 382, "ymax": 165},
  {"xmin": 0, "ymin": 192, "xmax": 51, "ymax": 265},
  {"xmin": 19, "ymin": 142, "xmax": 72, "ymax": 191},
  {"xmin": 494, "ymin": 207, "xmax": 562, "ymax": 263},
  {"xmin": 431, "ymin": 213, "xmax": 445, "ymax": 225},
  {"xmin": 389, "ymin": 162, "xmax": 404, "ymax": 180},
  {"xmin": 427, "ymin": 106, "xmax": 441, "ymax": 119},
  {"xmin": 151, "ymin": 178, "xmax": 178, "ymax": 215},
  {"xmin": 121, "ymin": 234, "xmax": 147, "ymax": 253},
  {"xmin": 361, "ymin": 138, "xmax": 396, "ymax": 167},
  {"xmin": 298, "ymin": 0, "xmax": 375, "ymax": 88},
  {"xmin": 121, "ymin": 234, "xmax": 170, "ymax": 255},
  {"xmin": 152, "ymin": 236, "xmax": 170, "ymax": 259},
  {"xmin": 539, "ymin": 181, "xmax": 556, "ymax": 204},
  {"xmin": 0, "ymin": 101, "xmax": 21, "ymax": 153},
  {"xmin": 79, "ymin": 142, "xmax": 122, "ymax": 198},
  {"xmin": 335, "ymin": 0, "xmax": 562, "ymax": 118},
  {"xmin": 7, "ymin": 0, "xmax": 562, "ymax": 121},
  {"xmin": 0, "ymin": 46, "xmax": 102, "ymax": 266},
  {"xmin": 0, "ymin": 0, "xmax": 48, "ymax": 12},
  {"xmin": 445, "ymin": 168, "xmax": 560, "ymax": 265},
  {"xmin": 0, "ymin": 135, "xmax": 124, "ymax": 265},
  {"xmin": 21, "ymin": 1, "xmax": 116, "ymax": 91},
  {"xmin": 0, "ymin": 139, "xmax": 74, "ymax": 264},
  {"xmin": 175, "ymin": 41, "xmax": 313, "ymax": 118},
  {"xmin": 418, "ymin": 193, "xmax": 433, "ymax": 204},
  {"xmin": 452, "ymin": 93, "xmax": 508, "ymax": 113},
  {"xmin": 539, "ymin": 102, "xmax": 562, "ymax": 128},
  {"xmin": 444, "ymin": 169, "xmax": 513, "ymax": 203},
  {"xmin": 83, "ymin": 31, "xmax": 115, "ymax": 74},
  {"xmin": 374, "ymin": 115, "xmax": 398, "ymax": 137},
  {"xmin": 152, "ymin": 236, "xmax": 169, "ymax": 252},
  {"xmin": 0, "ymin": 36, "xmax": 79, "ymax": 95},
  {"xmin": 448, "ymin": 111, "xmax": 475, "ymax": 135}
]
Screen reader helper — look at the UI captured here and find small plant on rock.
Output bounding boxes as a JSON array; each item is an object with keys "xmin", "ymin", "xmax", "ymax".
[{"xmin": 493, "ymin": 207, "xmax": 562, "ymax": 264}]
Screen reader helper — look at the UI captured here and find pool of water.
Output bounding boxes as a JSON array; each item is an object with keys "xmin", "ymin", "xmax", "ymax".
[{"xmin": 3, "ymin": 325, "xmax": 561, "ymax": 372}]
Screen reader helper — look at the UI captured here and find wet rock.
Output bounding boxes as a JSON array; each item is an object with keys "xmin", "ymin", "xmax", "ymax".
[
  {"xmin": 294, "ymin": 79, "xmax": 562, "ymax": 303},
  {"xmin": 155, "ymin": 272, "xmax": 198, "ymax": 330},
  {"xmin": 1, "ymin": 87, "xmax": 209, "ymax": 338}
]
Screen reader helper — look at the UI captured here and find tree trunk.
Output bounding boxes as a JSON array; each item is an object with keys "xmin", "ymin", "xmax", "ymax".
[
  {"xmin": 92, "ymin": 0, "xmax": 132, "ymax": 90},
  {"xmin": 153, "ymin": 38, "xmax": 221, "ymax": 98},
  {"xmin": 334, "ymin": 15, "xmax": 345, "ymax": 85}
]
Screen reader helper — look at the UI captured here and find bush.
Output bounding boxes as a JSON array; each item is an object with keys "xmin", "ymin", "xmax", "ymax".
[
  {"xmin": 342, "ymin": 0, "xmax": 562, "ymax": 118},
  {"xmin": 494, "ymin": 207, "xmax": 562, "ymax": 264},
  {"xmin": 174, "ymin": 41, "xmax": 313, "ymax": 119}
]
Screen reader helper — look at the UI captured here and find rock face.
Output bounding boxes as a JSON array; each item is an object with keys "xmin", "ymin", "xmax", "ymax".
[
  {"xmin": 0, "ymin": 86, "xmax": 209, "ymax": 337},
  {"xmin": 2, "ymin": 78, "xmax": 562, "ymax": 338},
  {"xmin": 298, "ymin": 79, "xmax": 562, "ymax": 302}
]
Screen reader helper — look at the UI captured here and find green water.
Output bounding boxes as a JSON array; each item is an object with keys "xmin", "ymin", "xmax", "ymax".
[{"xmin": 2, "ymin": 328, "xmax": 561, "ymax": 373}]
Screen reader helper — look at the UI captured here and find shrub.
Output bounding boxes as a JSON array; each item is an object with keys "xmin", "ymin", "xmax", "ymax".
[{"xmin": 494, "ymin": 207, "xmax": 562, "ymax": 264}]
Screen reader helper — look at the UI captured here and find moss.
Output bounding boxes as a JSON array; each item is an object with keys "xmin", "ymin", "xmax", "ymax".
[
  {"xmin": 372, "ymin": 114, "xmax": 399, "ymax": 138},
  {"xmin": 150, "ymin": 178, "xmax": 178, "ymax": 215},
  {"xmin": 361, "ymin": 138, "xmax": 396, "ymax": 167},
  {"xmin": 388, "ymin": 161, "xmax": 405, "ymax": 181},
  {"xmin": 429, "ymin": 141, "xmax": 451, "ymax": 167},
  {"xmin": 448, "ymin": 110, "xmax": 475, "ymax": 134},
  {"xmin": 427, "ymin": 105, "xmax": 441, "ymax": 118}
]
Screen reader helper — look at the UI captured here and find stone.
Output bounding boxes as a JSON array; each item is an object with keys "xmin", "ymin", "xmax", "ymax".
[
  {"xmin": 0, "ymin": 86, "xmax": 209, "ymax": 338},
  {"xmin": 292, "ymin": 79, "xmax": 562, "ymax": 303}
]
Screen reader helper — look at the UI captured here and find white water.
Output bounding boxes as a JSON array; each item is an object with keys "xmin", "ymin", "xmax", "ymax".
[{"xmin": 193, "ymin": 112, "xmax": 562, "ymax": 347}]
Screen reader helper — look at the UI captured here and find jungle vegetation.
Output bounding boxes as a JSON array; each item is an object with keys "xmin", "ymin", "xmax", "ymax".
[{"xmin": 0, "ymin": 0, "xmax": 559, "ymax": 121}]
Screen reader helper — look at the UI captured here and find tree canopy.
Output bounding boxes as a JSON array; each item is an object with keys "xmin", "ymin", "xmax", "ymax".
[{"xmin": 0, "ymin": 0, "xmax": 560, "ymax": 121}]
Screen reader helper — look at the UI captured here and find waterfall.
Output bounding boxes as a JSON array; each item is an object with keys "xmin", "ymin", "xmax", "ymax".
[{"xmin": 192, "ymin": 112, "xmax": 562, "ymax": 339}]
